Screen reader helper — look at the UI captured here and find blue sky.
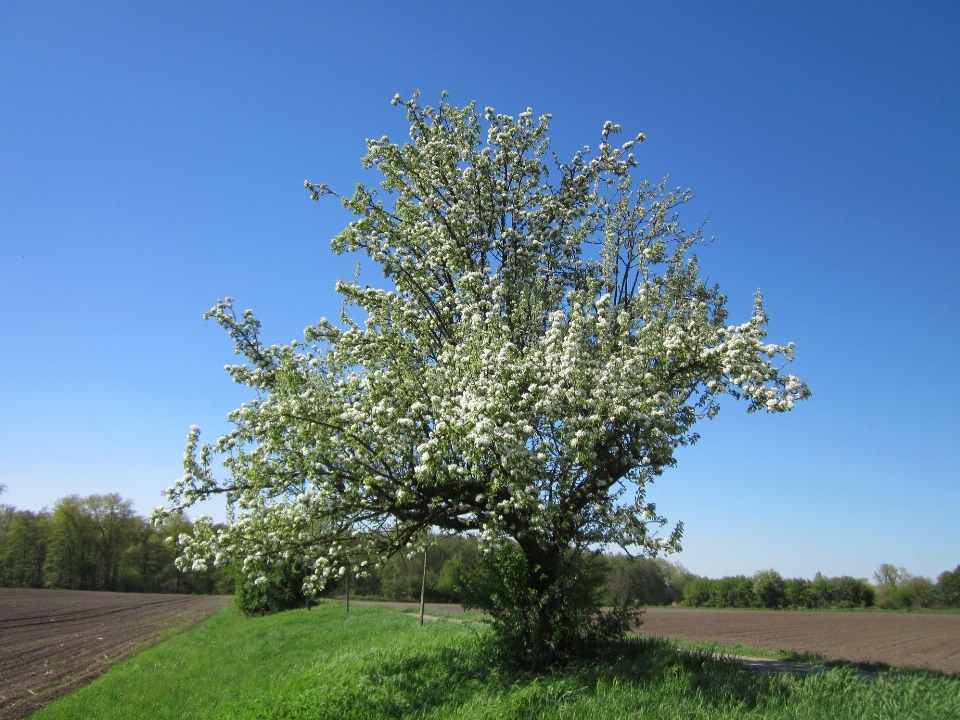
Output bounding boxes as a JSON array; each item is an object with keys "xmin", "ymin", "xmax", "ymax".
[{"xmin": 1, "ymin": 1, "xmax": 957, "ymax": 581}]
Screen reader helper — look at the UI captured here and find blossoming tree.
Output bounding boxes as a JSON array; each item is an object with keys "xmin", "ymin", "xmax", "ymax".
[{"xmin": 155, "ymin": 92, "xmax": 809, "ymax": 666}]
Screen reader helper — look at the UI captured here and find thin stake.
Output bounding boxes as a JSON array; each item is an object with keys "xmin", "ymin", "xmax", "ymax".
[{"xmin": 419, "ymin": 547, "xmax": 428, "ymax": 626}]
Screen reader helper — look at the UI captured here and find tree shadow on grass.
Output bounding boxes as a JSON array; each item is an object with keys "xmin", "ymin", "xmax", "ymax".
[{"xmin": 575, "ymin": 636, "xmax": 792, "ymax": 710}]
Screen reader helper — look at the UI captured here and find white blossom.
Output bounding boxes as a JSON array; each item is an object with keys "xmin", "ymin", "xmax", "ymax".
[{"xmin": 155, "ymin": 94, "xmax": 809, "ymax": 592}]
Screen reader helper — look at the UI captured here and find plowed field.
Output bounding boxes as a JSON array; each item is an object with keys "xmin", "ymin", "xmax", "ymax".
[
  {"xmin": 357, "ymin": 601, "xmax": 960, "ymax": 674},
  {"xmin": 0, "ymin": 588, "xmax": 230, "ymax": 719},
  {"xmin": 638, "ymin": 607, "xmax": 960, "ymax": 674}
]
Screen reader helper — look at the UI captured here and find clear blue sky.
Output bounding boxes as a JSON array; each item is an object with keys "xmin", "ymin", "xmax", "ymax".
[{"xmin": 2, "ymin": 1, "xmax": 957, "ymax": 581}]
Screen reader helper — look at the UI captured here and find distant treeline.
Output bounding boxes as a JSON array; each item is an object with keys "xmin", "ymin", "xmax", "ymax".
[
  {"xmin": 683, "ymin": 571, "xmax": 876, "ymax": 609},
  {"xmin": 682, "ymin": 565, "xmax": 959, "ymax": 610},
  {"xmin": 314, "ymin": 537, "xmax": 694, "ymax": 608},
  {"xmin": 313, "ymin": 539, "xmax": 959, "ymax": 613},
  {"xmin": 0, "ymin": 492, "xmax": 231, "ymax": 594},
  {"xmin": 4, "ymin": 488, "xmax": 957, "ymax": 612},
  {"xmin": 241, "ymin": 535, "xmax": 696, "ymax": 614},
  {"xmin": 312, "ymin": 537, "xmax": 959, "ymax": 611}
]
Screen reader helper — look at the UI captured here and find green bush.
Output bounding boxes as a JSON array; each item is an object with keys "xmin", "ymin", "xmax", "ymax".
[
  {"xmin": 434, "ymin": 558, "xmax": 462, "ymax": 601},
  {"xmin": 458, "ymin": 542, "xmax": 641, "ymax": 670},
  {"xmin": 828, "ymin": 576, "xmax": 874, "ymax": 608},
  {"xmin": 234, "ymin": 562, "xmax": 307, "ymax": 616},
  {"xmin": 683, "ymin": 577, "xmax": 712, "ymax": 607},
  {"xmin": 659, "ymin": 560, "xmax": 697, "ymax": 604},
  {"xmin": 879, "ymin": 576, "xmax": 934, "ymax": 610},
  {"xmin": 753, "ymin": 569, "xmax": 786, "ymax": 608},
  {"xmin": 904, "ymin": 576, "xmax": 935, "ymax": 608},
  {"xmin": 935, "ymin": 565, "xmax": 960, "ymax": 607},
  {"xmin": 808, "ymin": 573, "xmax": 873, "ymax": 608},
  {"xmin": 784, "ymin": 578, "xmax": 813, "ymax": 607},
  {"xmin": 710, "ymin": 576, "xmax": 754, "ymax": 608},
  {"xmin": 873, "ymin": 564, "xmax": 934, "ymax": 609}
]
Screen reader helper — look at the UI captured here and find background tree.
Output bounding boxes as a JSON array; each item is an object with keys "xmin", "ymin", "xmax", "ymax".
[
  {"xmin": 158, "ymin": 93, "xmax": 810, "ymax": 668},
  {"xmin": 46, "ymin": 497, "xmax": 96, "ymax": 589},
  {"xmin": 752, "ymin": 569, "xmax": 787, "ymax": 609},
  {"xmin": 873, "ymin": 563, "xmax": 937, "ymax": 610},
  {"xmin": 0, "ymin": 509, "xmax": 50, "ymax": 588},
  {"xmin": 934, "ymin": 566, "xmax": 960, "ymax": 608},
  {"xmin": 46, "ymin": 494, "xmax": 138, "ymax": 591},
  {"xmin": 0, "ymin": 491, "xmax": 229, "ymax": 594},
  {"xmin": 874, "ymin": 563, "xmax": 909, "ymax": 588},
  {"xmin": 601, "ymin": 555, "xmax": 694, "ymax": 606}
]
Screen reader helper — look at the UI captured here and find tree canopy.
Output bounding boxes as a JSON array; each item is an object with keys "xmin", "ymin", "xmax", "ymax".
[{"xmin": 156, "ymin": 92, "xmax": 809, "ymax": 666}]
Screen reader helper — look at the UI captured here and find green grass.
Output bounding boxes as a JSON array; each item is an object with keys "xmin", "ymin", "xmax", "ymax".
[{"xmin": 33, "ymin": 603, "xmax": 960, "ymax": 720}]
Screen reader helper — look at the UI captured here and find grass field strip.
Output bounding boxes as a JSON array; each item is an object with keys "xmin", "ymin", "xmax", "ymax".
[{"xmin": 32, "ymin": 603, "xmax": 960, "ymax": 719}]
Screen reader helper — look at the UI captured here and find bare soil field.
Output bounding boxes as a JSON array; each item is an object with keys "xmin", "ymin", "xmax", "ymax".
[
  {"xmin": 0, "ymin": 588, "xmax": 230, "ymax": 720},
  {"xmin": 356, "ymin": 601, "xmax": 960, "ymax": 675},
  {"xmin": 638, "ymin": 608, "xmax": 960, "ymax": 674}
]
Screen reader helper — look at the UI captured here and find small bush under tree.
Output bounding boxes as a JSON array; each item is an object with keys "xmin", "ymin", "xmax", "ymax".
[{"xmin": 234, "ymin": 562, "xmax": 307, "ymax": 616}]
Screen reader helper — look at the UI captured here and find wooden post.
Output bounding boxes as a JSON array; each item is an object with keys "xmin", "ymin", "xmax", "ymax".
[{"xmin": 419, "ymin": 547, "xmax": 428, "ymax": 626}]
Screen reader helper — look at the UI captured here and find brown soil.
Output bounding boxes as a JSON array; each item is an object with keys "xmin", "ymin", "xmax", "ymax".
[
  {"xmin": 0, "ymin": 588, "xmax": 231, "ymax": 720},
  {"xmin": 638, "ymin": 607, "xmax": 960, "ymax": 675},
  {"xmin": 355, "ymin": 601, "xmax": 960, "ymax": 675}
]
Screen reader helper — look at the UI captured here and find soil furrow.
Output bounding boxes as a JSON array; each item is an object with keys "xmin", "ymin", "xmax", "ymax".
[{"xmin": 0, "ymin": 589, "xmax": 230, "ymax": 720}]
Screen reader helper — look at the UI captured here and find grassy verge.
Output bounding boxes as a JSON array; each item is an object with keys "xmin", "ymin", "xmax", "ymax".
[{"xmin": 34, "ymin": 602, "xmax": 960, "ymax": 720}]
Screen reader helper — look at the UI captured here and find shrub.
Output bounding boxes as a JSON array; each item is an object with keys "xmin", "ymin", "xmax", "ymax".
[
  {"xmin": 784, "ymin": 578, "xmax": 813, "ymax": 608},
  {"xmin": 710, "ymin": 576, "xmax": 754, "ymax": 608},
  {"xmin": 892, "ymin": 576, "xmax": 934, "ymax": 609},
  {"xmin": 434, "ymin": 558, "xmax": 462, "ymax": 602},
  {"xmin": 872, "ymin": 564, "xmax": 935, "ymax": 609},
  {"xmin": 234, "ymin": 562, "xmax": 307, "ymax": 616},
  {"xmin": 659, "ymin": 560, "xmax": 697, "ymax": 605},
  {"xmin": 458, "ymin": 542, "xmax": 641, "ymax": 670},
  {"xmin": 830, "ymin": 576, "xmax": 874, "ymax": 608},
  {"xmin": 807, "ymin": 573, "xmax": 872, "ymax": 608},
  {"xmin": 935, "ymin": 565, "xmax": 960, "ymax": 607},
  {"xmin": 753, "ymin": 569, "xmax": 786, "ymax": 608},
  {"xmin": 683, "ymin": 577, "xmax": 712, "ymax": 607}
]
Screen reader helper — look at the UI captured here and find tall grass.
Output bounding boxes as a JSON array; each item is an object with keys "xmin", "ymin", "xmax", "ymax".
[{"xmin": 33, "ymin": 603, "xmax": 959, "ymax": 719}]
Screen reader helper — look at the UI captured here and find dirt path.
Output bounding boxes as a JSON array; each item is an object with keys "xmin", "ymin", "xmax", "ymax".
[{"xmin": 0, "ymin": 588, "xmax": 231, "ymax": 720}]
